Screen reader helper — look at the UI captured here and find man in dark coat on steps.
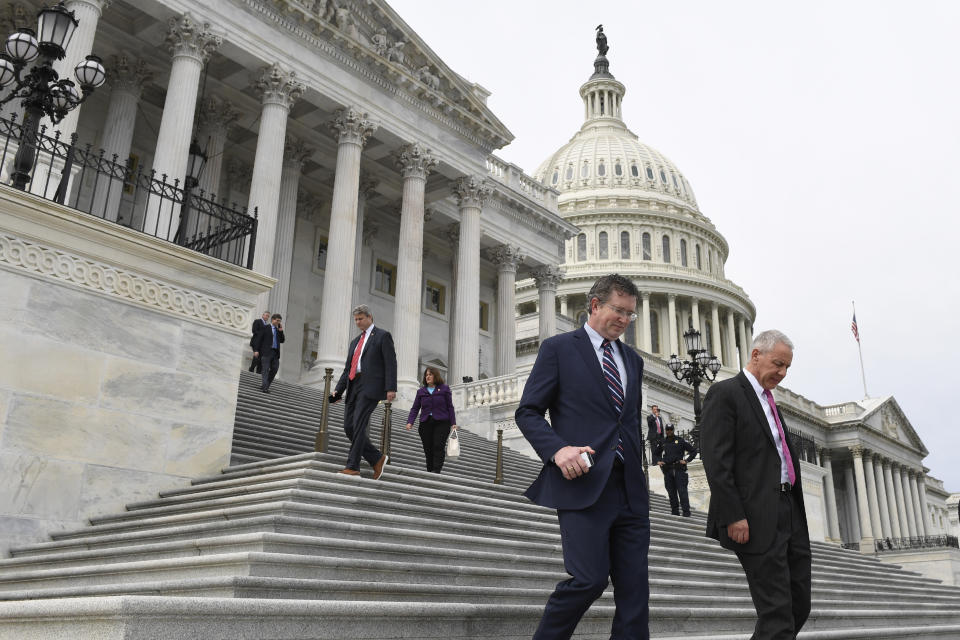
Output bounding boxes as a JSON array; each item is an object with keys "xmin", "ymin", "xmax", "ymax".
[{"xmin": 251, "ymin": 314, "xmax": 284, "ymax": 393}]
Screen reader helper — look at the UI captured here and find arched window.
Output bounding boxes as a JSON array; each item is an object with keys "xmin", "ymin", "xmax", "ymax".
[
  {"xmin": 705, "ymin": 321, "xmax": 713, "ymax": 351},
  {"xmin": 580, "ymin": 162, "xmax": 589, "ymax": 178},
  {"xmin": 565, "ymin": 165, "xmax": 574, "ymax": 181},
  {"xmin": 597, "ymin": 161, "xmax": 606, "ymax": 176},
  {"xmin": 680, "ymin": 239, "xmax": 688, "ymax": 267},
  {"xmin": 625, "ymin": 321, "xmax": 636, "ymax": 346},
  {"xmin": 642, "ymin": 232, "xmax": 651, "ymax": 260},
  {"xmin": 631, "ymin": 164, "xmax": 639, "ymax": 177},
  {"xmin": 620, "ymin": 231, "xmax": 630, "ymax": 259},
  {"xmin": 662, "ymin": 235, "xmax": 671, "ymax": 263},
  {"xmin": 672, "ymin": 174, "xmax": 679, "ymax": 188},
  {"xmin": 598, "ymin": 231, "xmax": 609, "ymax": 259},
  {"xmin": 650, "ymin": 310, "xmax": 660, "ymax": 354},
  {"xmin": 614, "ymin": 162, "xmax": 623, "ymax": 176},
  {"xmin": 660, "ymin": 169, "xmax": 668, "ymax": 183},
  {"xmin": 551, "ymin": 169, "xmax": 559, "ymax": 185},
  {"xmin": 707, "ymin": 251, "xmax": 712, "ymax": 272},
  {"xmin": 646, "ymin": 166, "xmax": 654, "ymax": 180},
  {"xmin": 577, "ymin": 233, "xmax": 586, "ymax": 261},
  {"xmin": 695, "ymin": 244, "xmax": 702, "ymax": 270}
]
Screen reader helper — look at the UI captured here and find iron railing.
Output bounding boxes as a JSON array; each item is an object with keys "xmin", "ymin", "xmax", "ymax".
[
  {"xmin": 786, "ymin": 428, "xmax": 818, "ymax": 464},
  {"xmin": 840, "ymin": 542, "xmax": 861, "ymax": 551},
  {"xmin": 874, "ymin": 535, "xmax": 959, "ymax": 553},
  {"xmin": 0, "ymin": 113, "xmax": 257, "ymax": 268}
]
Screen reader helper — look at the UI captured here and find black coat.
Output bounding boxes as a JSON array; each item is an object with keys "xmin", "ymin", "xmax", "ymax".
[
  {"xmin": 335, "ymin": 326, "xmax": 397, "ymax": 400},
  {"xmin": 251, "ymin": 323, "xmax": 284, "ymax": 355},
  {"xmin": 250, "ymin": 318, "xmax": 268, "ymax": 349}
]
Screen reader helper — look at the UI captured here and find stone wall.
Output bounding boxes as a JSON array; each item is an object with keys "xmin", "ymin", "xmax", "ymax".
[{"xmin": 0, "ymin": 188, "xmax": 272, "ymax": 555}]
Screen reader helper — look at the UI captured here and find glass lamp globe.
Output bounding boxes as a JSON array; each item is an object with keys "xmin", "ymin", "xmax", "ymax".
[
  {"xmin": 74, "ymin": 54, "xmax": 105, "ymax": 88},
  {"xmin": 667, "ymin": 354, "xmax": 682, "ymax": 373},
  {"xmin": 6, "ymin": 28, "xmax": 39, "ymax": 63},
  {"xmin": 37, "ymin": 1, "xmax": 78, "ymax": 58},
  {"xmin": 0, "ymin": 56, "xmax": 16, "ymax": 87}
]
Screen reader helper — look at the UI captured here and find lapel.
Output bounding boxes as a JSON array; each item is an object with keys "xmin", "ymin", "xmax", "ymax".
[
  {"xmin": 361, "ymin": 327, "xmax": 377, "ymax": 362},
  {"xmin": 737, "ymin": 371, "xmax": 777, "ymax": 450},
  {"xmin": 572, "ymin": 327, "xmax": 617, "ymax": 414},
  {"xmin": 617, "ymin": 338, "xmax": 636, "ymax": 412}
]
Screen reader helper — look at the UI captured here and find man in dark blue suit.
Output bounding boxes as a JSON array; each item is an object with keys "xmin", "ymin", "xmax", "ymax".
[{"xmin": 516, "ymin": 274, "xmax": 649, "ymax": 640}]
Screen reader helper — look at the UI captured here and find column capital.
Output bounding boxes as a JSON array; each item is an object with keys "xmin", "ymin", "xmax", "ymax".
[
  {"xmin": 225, "ymin": 158, "xmax": 253, "ymax": 190},
  {"xmin": 453, "ymin": 175, "xmax": 492, "ymax": 209},
  {"xmin": 359, "ymin": 169, "xmax": 380, "ymax": 200},
  {"xmin": 818, "ymin": 446, "xmax": 831, "ymax": 461},
  {"xmin": 197, "ymin": 95, "xmax": 241, "ymax": 135},
  {"xmin": 849, "ymin": 445, "xmax": 864, "ymax": 458},
  {"xmin": 668, "ymin": 293, "xmax": 677, "ymax": 301},
  {"xmin": 165, "ymin": 13, "xmax": 222, "ymax": 64},
  {"xmin": 641, "ymin": 291, "xmax": 651, "ymax": 300},
  {"xmin": 880, "ymin": 456, "xmax": 892, "ymax": 468},
  {"xmin": 66, "ymin": 0, "xmax": 112, "ymax": 12},
  {"xmin": 532, "ymin": 265, "xmax": 563, "ymax": 291},
  {"xmin": 283, "ymin": 137, "xmax": 314, "ymax": 169},
  {"xmin": 395, "ymin": 142, "xmax": 437, "ymax": 179},
  {"xmin": 443, "ymin": 223, "xmax": 460, "ymax": 246},
  {"xmin": 489, "ymin": 244, "xmax": 524, "ymax": 273},
  {"xmin": 253, "ymin": 64, "xmax": 305, "ymax": 109},
  {"xmin": 106, "ymin": 55, "xmax": 152, "ymax": 97},
  {"xmin": 329, "ymin": 107, "xmax": 377, "ymax": 147}
]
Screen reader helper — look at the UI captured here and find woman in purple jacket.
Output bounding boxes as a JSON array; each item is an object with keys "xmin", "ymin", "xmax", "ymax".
[{"xmin": 405, "ymin": 366, "xmax": 458, "ymax": 473}]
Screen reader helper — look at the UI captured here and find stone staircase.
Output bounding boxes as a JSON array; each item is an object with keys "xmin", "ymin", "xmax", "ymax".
[{"xmin": 0, "ymin": 373, "xmax": 959, "ymax": 638}]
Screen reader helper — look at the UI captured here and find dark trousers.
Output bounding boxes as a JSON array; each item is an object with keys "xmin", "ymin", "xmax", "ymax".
[
  {"xmin": 735, "ymin": 492, "xmax": 812, "ymax": 640},
  {"xmin": 260, "ymin": 349, "xmax": 279, "ymax": 390},
  {"xmin": 661, "ymin": 465, "xmax": 690, "ymax": 516},
  {"xmin": 343, "ymin": 374, "xmax": 383, "ymax": 471},
  {"xmin": 417, "ymin": 418, "xmax": 451, "ymax": 473},
  {"xmin": 248, "ymin": 351, "xmax": 261, "ymax": 373},
  {"xmin": 534, "ymin": 464, "xmax": 650, "ymax": 640}
]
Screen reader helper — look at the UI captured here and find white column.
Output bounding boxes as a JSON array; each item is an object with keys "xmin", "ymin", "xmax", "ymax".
[
  {"xmin": 899, "ymin": 466, "xmax": 918, "ymax": 538},
  {"xmin": 196, "ymin": 96, "xmax": 240, "ymax": 199},
  {"xmin": 850, "ymin": 446, "xmax": 875, "ymax": 548},
  {"xmin": 726, "ymin": 309, "xmax": 737, "ymax": 367},
  {"xmin": 248, "ymin": 65, "xmax": 304, "ymax": 288},
  {"xmin": 843, "ymin": 464, "xmax": 861, "ymax": 543},
  {"xmin": 690, "ymin": 298, "xmax": 701, "ymax": 332},
  {"xmin": 144, "ymin": 14, "xmax": 221, "ymax": 240},
  {"xmin": 559, "ymin": 295, "xmax": 568, "ymax": 318},
  {"xmin": 491, "ymin": 245, "xmax": 522, "ymax": 377},
  {"xmin": 533, "ymin": 265, "xmax": 562, "ymax": 343},
  {"xmin": 667, "ymin": 294, "xmax": 678, "ymax": 356},
  {"xmin": 352, "ymin": 171, "xmax": 378, "ymax": 310},
  {"xmin": 641, "ymin": 292, "xmax": 652, "ymax": 352},
  {"xmin": 710, "ymin": 302, "xmax": 722, "ymax": 364},
  {"xmin": 862, "ymin": 451, "xmax": 884, "ymax": 544},
  {"xmin": 738, "ymin": 316, "xmax": 749, "ymax": 369},
  {"xmin": 393, "ymin": 142, "xmax": 437, "ymax": 403},
  {"xmin": 820, "ymin": 449, "xmax": 842, "ymax": 542},
  {"xmin": 445, "ymin": 223, "xmax": 460, "ymax": 380},
  {"xmin": 890, "ymin": 462, "xmax": 910, "ymax": 538},
  {"xmin": 448, "ymin": 176, "xmax": 489, "ymax": 384},
  {"xmin": 50, "ymin": 0, "xmax": 110, "ymax": 139},
  {"xmin": 312, "ymin": 107, "xmax": 376, "ymax": 379},
  {"xmin": 907, "ymin": 470, "xmax": 926, "ymax": 537},
  {"xmin": 266, "ymin": 138, "xmax": 312, "ymax": 324},
  {"xmin": 873, "ymin": 454, "xmax": 892, "ymax": 539},
  {"xmin": 92, "ymin": 55, "xmax": 151, "ymax": 222},
  {"xmin": 917, "ymin": 473, "xmax": 933, "ymax": 536},
  {"xmin": 746, "ymin": 323, "xmax": 754, "ymax": 349}
]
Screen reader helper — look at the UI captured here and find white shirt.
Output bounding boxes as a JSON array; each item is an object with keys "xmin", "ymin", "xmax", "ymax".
[
  {"xmin": 583, "ymin": 323, "xmax": 628, "ymax": 391},
  {"xmin": 355, "ymin": 324, "xmax": 374, "ymax": 373},
  {"xmin": 743, "ymin": 368, "xmax": 791, "ymax": 484}
]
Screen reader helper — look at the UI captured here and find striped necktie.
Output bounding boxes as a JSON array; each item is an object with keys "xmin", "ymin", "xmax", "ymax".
[{"xmin": 601, "ymin": 339, "xmax": 625, "ymax": 462}]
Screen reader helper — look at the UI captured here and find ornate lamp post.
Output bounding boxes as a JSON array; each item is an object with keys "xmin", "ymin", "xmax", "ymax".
[
  {"xmin": 174, "ymin": 139, "xmax": 207, "ymax": 245},
  {"xmin": 0, "ymin": 2, "xmax": 106, "ymax": 190},
  {"xmin": 668, "ymin": 324, "xmax": 722, "ymax": 451}
]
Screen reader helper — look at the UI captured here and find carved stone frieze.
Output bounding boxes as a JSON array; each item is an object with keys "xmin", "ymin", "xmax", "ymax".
[
  {"xmin": 329, "ymin": 107, "xmax": 377, "ymax": 146},
  {"xmin": 165, "ymin": 13, "xmax": 221, "ymax": 64}
]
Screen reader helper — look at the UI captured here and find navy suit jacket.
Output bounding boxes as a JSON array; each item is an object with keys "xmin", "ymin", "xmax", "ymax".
[
  {"xmin": 334, "ymin": 326, "xmax": 397, "ymax": 401},
  {"xmin": 515, "ymin": 327, "xmax": 648, "ymax": 514}
]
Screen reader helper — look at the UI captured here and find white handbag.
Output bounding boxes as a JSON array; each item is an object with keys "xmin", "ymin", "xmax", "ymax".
[{"xmin": 445, "ymin": 429, "xmax": 460, "ymax": 459}]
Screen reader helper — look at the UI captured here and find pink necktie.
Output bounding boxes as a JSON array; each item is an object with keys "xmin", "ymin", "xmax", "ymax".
[{"xmin": 763, "ymin": 389, "xmax": 796, "ymax": 486}]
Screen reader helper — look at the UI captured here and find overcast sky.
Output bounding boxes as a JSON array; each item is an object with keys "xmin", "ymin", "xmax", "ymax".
[{"xmin": 389, "ymin": 0, "xmax": 960, "ymax": 492}]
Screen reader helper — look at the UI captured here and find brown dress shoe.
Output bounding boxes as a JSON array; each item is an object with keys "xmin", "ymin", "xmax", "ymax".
[
  {"xmin": 338, "ymin": 468, "xmax": 360, "ymax": 476},
  {"xmin": 372, "ymin": 454, "xmax": 389, "ymax": 480}
]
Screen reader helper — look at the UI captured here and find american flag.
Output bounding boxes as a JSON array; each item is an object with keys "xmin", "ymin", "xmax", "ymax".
[{"xmin": 851, "ymin": 313, "xmax": 860, "ymax": 343}]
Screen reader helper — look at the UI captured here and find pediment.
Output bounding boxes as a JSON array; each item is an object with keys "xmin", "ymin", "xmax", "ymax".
[{"xmin": 862, "ymin": 397, "xmax": 927, "ymax": 454}]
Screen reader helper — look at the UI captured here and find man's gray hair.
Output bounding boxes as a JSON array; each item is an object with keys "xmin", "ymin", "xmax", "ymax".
[
  {"xmin": 751, "ymin": 329, "xmax": 794, "ymax": 353},
  {"xmin": 352, "ymin": 304, "xmax": 372, "ymax": 318}
]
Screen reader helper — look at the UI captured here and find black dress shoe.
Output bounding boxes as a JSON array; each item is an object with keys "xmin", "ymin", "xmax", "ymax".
[{"xmin": 261, "ymin": 387, "xmax": 270, "ymax": 393}]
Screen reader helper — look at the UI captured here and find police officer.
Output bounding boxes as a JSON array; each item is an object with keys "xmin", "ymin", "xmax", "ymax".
[{"xmin": 654, "ymin": 424, "xmax": 697, "ymax": 516}]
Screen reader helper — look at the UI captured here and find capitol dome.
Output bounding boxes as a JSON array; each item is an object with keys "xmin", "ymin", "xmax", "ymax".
[{"xmin": 518, "ymin": 30, "xmax": 756, "ymax": 369}]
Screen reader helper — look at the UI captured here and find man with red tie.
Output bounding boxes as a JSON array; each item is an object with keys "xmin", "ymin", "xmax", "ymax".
[
  {"xmin": 646, "ymin": 404, "xmax": 665, "ymax": 446},
  {"xmin": 701, "ymin": 329, "xmax": 811, "ymax": 640},
  {"xmin": 330, "ymin": 305, "xmax": 395, "ymax": 479}
]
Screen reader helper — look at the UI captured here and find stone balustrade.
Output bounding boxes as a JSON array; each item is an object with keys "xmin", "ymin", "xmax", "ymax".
[{"xmin": 453, "ymin": 371, "xmax": 531, "ymax": 409}]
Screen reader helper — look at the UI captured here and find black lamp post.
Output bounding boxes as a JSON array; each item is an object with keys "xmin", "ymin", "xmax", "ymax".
[
  {"xmin": 668, "ymin": 324, "xmax": 722, "ymax": 452},
  {"xmin": 174, "ymin": 138, "xmax": 207, "ymax": 245},
  {"xmin": 0, "ymin": 2, "xmax": 106, "ymax": 190}
]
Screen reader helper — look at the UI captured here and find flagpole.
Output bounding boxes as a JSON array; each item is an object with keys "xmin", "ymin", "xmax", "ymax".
[{"xmin": 853, "ymin": 301, "xmax": 869, "ymax": 399}]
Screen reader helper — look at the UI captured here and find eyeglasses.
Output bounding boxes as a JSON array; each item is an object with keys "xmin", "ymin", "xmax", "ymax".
[{"xmin": 601, "ymin": 302, "xmax": 638, "ymax": 322}]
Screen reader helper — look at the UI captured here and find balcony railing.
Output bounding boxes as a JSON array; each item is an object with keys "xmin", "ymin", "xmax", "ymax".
[
  {"xmin": 874, "ymin": 535, "xmax": 959, "ymax": 553},
  {"xmin": 0, "ymin": 114, "xmax": 257, "ymax": 268}
]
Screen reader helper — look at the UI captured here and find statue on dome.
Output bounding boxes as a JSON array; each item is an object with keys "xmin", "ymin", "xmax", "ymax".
[{"xmin": 596, "ymin": 25, "xmax": 608, "ymax": 56}]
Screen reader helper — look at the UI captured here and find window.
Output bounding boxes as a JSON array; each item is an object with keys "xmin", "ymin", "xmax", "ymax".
[
  {"xmin": 705, "ymin": 321, "xmax": 712, "ymax": 351},
  {"xmin": 625, "ymin": 322, "xmax": 636, "ymax": 346},
  {"xmin": 695, "ymin": 244, "xmax": 702, "ymax": 270},
  {"xmin": 672, "ymin": 174, "xmax": 679, "ymax": 188},
  {"xmin": 646, "ymin": 166, "xmax": 654, "ymax": 180},
  {"xmin": 424, "ymin": 280, "xmax": 445, "ymax": 314},
  {"xmin": 642, "ymin": 232, "xmax": 651, "ymax": 260},
  {"xmin": 580, "ymin": 162, "xmax": 589, "ymax": 178},
  {"xmin": 597, "ymin": 161, "xmax": 605, "ymax": 176},
  {"xmin": 660, "ymin": 169, "xmax": 667, "ymax": 183},
  {"xmin": 707, "ymin": 251, "xmax": 712, "ymax": 272},
  {"xmin": 631, "ymin": 164, "xmax": 639, "ymax": 177},
  {"xmin": 479, "ymin": 301, "xmax": 489, "ymax": 332},
  {"xmin": 316, "ymin": 234, "xmax": 328, "ymax": 271},
  {"xmin": 598, "ymin": 231, "xmax": 609, "ymax": 259},
  {"xmin": 565, "ymin": 165, "xmax": 573, "ymax": 180},
  {"xmin": 662, "ymin": 235, "xmax": 671, "ymax": 263},
  {"xmin": 650, "ymin": 310, "xmax": 660, "ymax": 353},
  {"xmin": 375, "ymin": 259, "xmax": 396, "ymax": 296},
  {"xmin": 551, "ymin": 169, "xmax": 559, "ymax": 185},
  {"xmin": 620, "ymin": 231, "xmax": 630, "ymax": 259},
  {"xmin": 615, "ymin": 162, "xmax": 623, "ymax": 176},
  {"xmin": 680, "ymin": 239, "xmax": 688, "ymax": 267},
  {"xmin": 577, "ymin": 233, "xmax": 586, "ymax": 261}
]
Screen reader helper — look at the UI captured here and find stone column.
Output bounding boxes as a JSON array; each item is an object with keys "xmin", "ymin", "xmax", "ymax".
[
  {"xmin": 850, "ymin": 446, "xmax": 874, "ymax": 548},
  {"xmin": 917, "ymin": 473, "xmax": 933, "ymax": 536},
  {"xmin": 711, "ymin": 302, "xmax": 722, "ymax": 364},
  {"xmin": 899, "ymin": 466, "xmax": 918, "ymax": 538},
  {"xmin": 873, "ymin": 454, "xmax": 892, "ymax": 539},
  {"xmin": 738, "ymin": 316, "xmax": 749, "ymax": 369},
  {"xmin": 908, "ymin": 470, "xmax": 926, "ymax": 537},
  {"xmin": 266, "ymin": 138, "xmax": 312, "ymax": 324},
  {"xmin": 393, "ymin": 142, "xmax": 437, "ymax": 402},
  {"xmin": 889, "ymin": 462, "xmax": 910, "ymax": 538},
  {"xmin": 50, "ymin": 0, "xmax": 110, "ymax": 139},
  {"xmin": 667, "ymin": 294, "xmax": 678, "ymax": 356},
  {"xmin": 92, "ymin": 55, "xmax": 151, "ymax": 222},
  {"xmin": 533, "ymin": 265, "xmax": 562, "ymax": 343},
  {"xmin": 491, "ymin": 245, "xmax": 522, "ymax": 377},
  {"xmin": 312, "ymin": 108, "xmax": 376, "ymax": 379},
  {"xmin": 196, "ymin": 96, "xmax": 240, "ymax": 198},
  {"xmin": 862, "ymin": 451, "xmax": 884, "ymax": 543},
  {"xmin": 842, "ymin": 463, "xmax": 861, "ymax": 543},
  {"xmin": 726, "ymin": 309, "xmax": 737, "ymax": 367},
  {"xmin": 641, "ymin": 292, "xmax": 652, "ymax": 352},
  {"xmin": 248, "ymin": 65, "xmax": 304, "ymax": 287},
  {"xmin": 820, "ymin": 448, "xmax": 842, "ymax": 543},
  {"xmin": 746, "ymin": 323, "xmax": 754, "ymax": 350},
  {"xmin": 352, "ymin": 171, "xmax": 379, "ymax": 309},
  {"xmin": 445, "ymin": 224, "xmax": 460, "ymax": 379},
  {"xmin": 144, "ymin": 14, "xmax": 221, "ymax": 240},
  {"xmin": 559, "ymin": 295, "xmax": 568, "ymax": 318},
  {"xmin": 448, "ymin": 176, "xmax": 490, "ymax": 384},
  {"xmin": 690, "ymin": 298, "xmax": 701, "ymax": 332}
]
